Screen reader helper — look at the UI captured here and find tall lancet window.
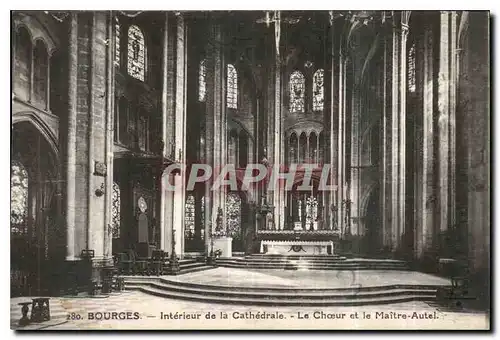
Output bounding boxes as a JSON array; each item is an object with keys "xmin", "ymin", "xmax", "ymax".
[
  {"xmin": 115, "ymin": 17, "xmax": 120, "ymax": 66},
  {"xmin": 313, "ymin": 69, "xmax": 324, "ymax": 111},
  {"xmin": 227, "ymin": 64, "xmax": 238, "ymax": 109},
  {"xmin": 112, "ymin": 182, "xmax": 121, "ymax": 238},
  {"xmin": 408, "ymin": 43, "xmax": 416, "ymax": 93},
  {"xmin": 289, "ymin": 71, "xmax": 305, "ymax": 113},
  {"xmin": 184, "ymin": 194, "xmax": 196, "ymax": 240},
  {"xmin": 226, "ymin": 192, "xmax": 242, "ymax": 240},
  {"xmin": 199, "ymin": 59, "xmax": 206, "ymax": 102},
  {"xmin": 11, "ymin": 161, "xmax": 29, "ymax": 235},
  {"xmin": 127, "ymin": 25, "xmax": 146, "ymax": 81}
]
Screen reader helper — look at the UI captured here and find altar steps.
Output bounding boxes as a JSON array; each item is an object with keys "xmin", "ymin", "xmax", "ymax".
[
  {"xmin": 123, "ymin": 276, "xmax": 442, "ymax": 306},
  {"xmin": 177, "ymin": 259, "xmax": 214, "ymax": 275},
  {"xmin": 216, "ymin": 257, "xmax": 409, "ymax": 271}
]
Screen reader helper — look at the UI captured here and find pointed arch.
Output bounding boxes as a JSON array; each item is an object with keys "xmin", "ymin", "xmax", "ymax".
[
  {"xmin": 127, "ymin": 25, "xmax": 146, "ymax": 81},
  {"xmin": 313, "ymin": 69, "xmax": 324, "ymax": 111},
  {"xmin": 227, "ymin": 64, "xmax": 238, "ymax": 109},
  {"xmin": 289, "ymin": 70, "xmax": 305, "ymax": 113}
]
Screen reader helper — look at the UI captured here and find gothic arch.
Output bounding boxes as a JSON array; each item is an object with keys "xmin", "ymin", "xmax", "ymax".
[
  {"xmin": 12, "ymin": 15, "xmax": 58, "ymax": 55},
  {"xmin": 12, "ymin": 113, "xmax": 60, "ymax": 165},
  {"xmin": 458, "ymin": 11, "xmax": 469, "ymax": 50},
  {"xmin": 359, "ymin": 182, "xmax": 378, "ymax": 218},
  {"xmin": 227, "ymin": 118, "xmax": 254, "ymax": 141}
]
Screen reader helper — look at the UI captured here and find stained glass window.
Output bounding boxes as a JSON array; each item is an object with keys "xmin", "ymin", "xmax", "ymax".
[
  {"xmin": 115, "ymin": 17, "xmax": 120, "ymax": 66},
  {"xmin": 199, "ymin": 59, "xmax": 206, "ymax": 102},
  {"xmin": 408, "ymin": 43, "xmax": 416, "ymax": 93},
  {"xmin": 289, "ymin": 71, "xmax": 305, "ymax": 113},
  {"xmin": 313, "ymin": 69, "xmax": 324, "ymax": 111},
  {"xmin": 112, "ymin": 182, "xmax": 120, "ymax": 238},
  {"xmin": 184, "ymin": 194, "xmax": 195, "ymax": 240},
  {"xmin": 200, "ymin": 196, "xmax": 205, "ymax": 240},
  {"xmin": 11, "ymin": 161, "xmax": 28, "ymax": 235},
  {"xmin": 226, "ymin": 192, "xmax": 241, "ymax": 240},
  {"xmin": 127, "ymin": 25, "xmax": 145, "ymax": 81},
  {"xmin": 227, "ymin": 64, "xmax": 238, "ymax": 109}
]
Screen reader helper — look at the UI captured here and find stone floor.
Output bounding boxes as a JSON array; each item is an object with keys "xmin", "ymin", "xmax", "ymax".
[
  {"xmin": 11, "ymin": 291, "xmax": 489, "ymax": 330},
  {"xmin": 168, "ymin": 267, "xmax": 452, "ymax": 288}
]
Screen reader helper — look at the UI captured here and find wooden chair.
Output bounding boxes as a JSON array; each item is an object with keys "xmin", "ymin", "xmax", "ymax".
[
  {"xmin": 128, "ymin": 249, "xmax": 148, "ymax": 275},
  {"xmin": 149, "ymin": 250, "xmax": 168, "ymax": 276},
  {"xmin": 116, "ymin": 252, "xmax": 133, "ymax": 275}
]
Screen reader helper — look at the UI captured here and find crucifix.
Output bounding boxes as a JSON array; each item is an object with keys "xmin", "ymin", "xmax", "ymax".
[{"xmin": 256, "ymin": 11, "xmax": 300, "ymax": 61}]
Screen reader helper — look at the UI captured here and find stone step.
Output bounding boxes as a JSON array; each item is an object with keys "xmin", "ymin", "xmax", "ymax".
[
  {"xmin": 247, "ymin": 254, "xmax": 345, "ymax": 259},
  {"xmin": 125, "ymin": 279, "xmax": 438, "ymax": 300},
  {"xmin": 179, "ymin": 262, "xmax": 208, "ymax": 270},
  {"xmin": 215, "ymin": 260, "xmax": 408, "ymax": 270},
  {"xmin": 125, "ymin": 275, "xmax": 445, "ymax": 293},
  {"xmin": 238, "ymin": 258, "xmax": 349, "ymax": 263},
  {"xmin": 178, "ymin": 259, "xmax": 197, "ymax": 265},
  {"xmin": 125, "ymin": 283, "xmax": 438, "ymax": 306},
  {"xmin": 178, "ymin": 265, "xmax": 215, "ymax": 275}
]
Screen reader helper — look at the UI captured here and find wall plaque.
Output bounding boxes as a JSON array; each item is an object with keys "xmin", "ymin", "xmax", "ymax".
[{"xmin": 94, "ymin": 161, "xmax": 107, "ymax": 177}]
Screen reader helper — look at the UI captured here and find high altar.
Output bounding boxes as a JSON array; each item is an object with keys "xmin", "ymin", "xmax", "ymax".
[{"xmin": 257, "ymin": 193, "xmax": 340, "ymax": 255}]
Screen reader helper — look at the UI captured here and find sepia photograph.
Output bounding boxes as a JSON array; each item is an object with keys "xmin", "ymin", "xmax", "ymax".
[{"xmin": 9, "ymin": 9, "xmax": 490, "ymax": 330}]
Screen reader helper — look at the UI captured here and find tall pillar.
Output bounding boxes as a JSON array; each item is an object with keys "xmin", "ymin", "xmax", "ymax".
[
  {"xmin": 399, "ymin": 12, "xmax": 410, "ymax": 244},
  {"xmin": 381, "ymin": 26, "xmax": 392, "ymax": 248},
  {"xmin": 66, "ymin": 12, "xmax": 77, "ymax": 260},
  {"xmin": 104, "ymin": 12, "xmax": 115, "ymax": 259},
  {"xmin": 160, "ymin": 12, "xmax": 174, "ymax": 252},
  {"xmin": 171, "ymin": 13, "xmax": 188, "ymax": 256},
  {"xmin": 449, "ymin": 11, "xmax": 458, "ymax": 230},
  {"xmin": 390, "ymin": 13, "xmax": 401, "ymax": 249},
  {"xmin": 273, "ymin": 40, "xmax": 284, "ymax": 230},
  {"xmin": 417, "ymin": 24, "xmax": 436, "ymax": 257},
  {"xmin": 337, "ymin": 52, "xmax": 345, "ymax": 236},
  {"xmin": 64, "ymin": 12, "xmax": 111, "ymax": 265},
  {"xmin": 438, "ymin": 11, "xmax": 450, "ymax": 233},
  {"xmin": 204, "ymin": 19, "xmax": 226, "ymax": 252}
]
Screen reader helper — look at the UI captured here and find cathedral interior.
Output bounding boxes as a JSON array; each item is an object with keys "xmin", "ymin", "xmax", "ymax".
[{"xmin": 11, "ymin": 10, "xmax": 490, "ymax": 310}]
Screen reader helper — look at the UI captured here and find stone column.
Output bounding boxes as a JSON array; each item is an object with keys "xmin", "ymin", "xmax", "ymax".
[
  {"xmin": 417, "ymin": 24, "xmax": 436, "ymax": 258},
  {"xmin": 64, "ymin": 12, "xmax": 110, "ymax": 265},
  {"xmin": 171, "ymin": 13, "xmax": 188, "ymax": 256},
  {"xmin": 438, "ymin": 11, "xmax": 450, "ymax": 234},
  {"xmin": 104, "ymin": 12, "xmax": 115, "ymax": 258},
  {"xmin": 273, "ymin": 45, "xmax": 284, "ymax": 230},
  {"xmin": 336, "ymin": 49, "xmax": 345, "ymax": 235},
  {"xmin": 65, "ymin": 12, "xmax": 78, "ymax": 260},
  {"xmin": 160, "ymin": 13, "xmax": 174, "ymax": 252},
  {"xmin": 399, "ymin": 12, "xmax": 410, "ymax": 245},
  {"xmin": 390, "ymin": 13, "xmax": 401, "ymax": 249},
  {"xmin": 204, "ymin": 19, "xmax": 226, "ymax": 252},
  {"xmin": 381, "ymin": 25, "xmax": 392, "ymax": 249},
  {"xmin": 449, "ymin": 11, "xmax": 458, "ymax": 230}
]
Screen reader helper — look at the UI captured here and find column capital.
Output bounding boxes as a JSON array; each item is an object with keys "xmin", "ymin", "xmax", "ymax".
[
  {"xmin": 401, "ymin": 10, "xmax": 412, "ymax": 27},
  {"xmin": 401, "ymin": 23, "xmax": 409, "ymax": 35}
]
